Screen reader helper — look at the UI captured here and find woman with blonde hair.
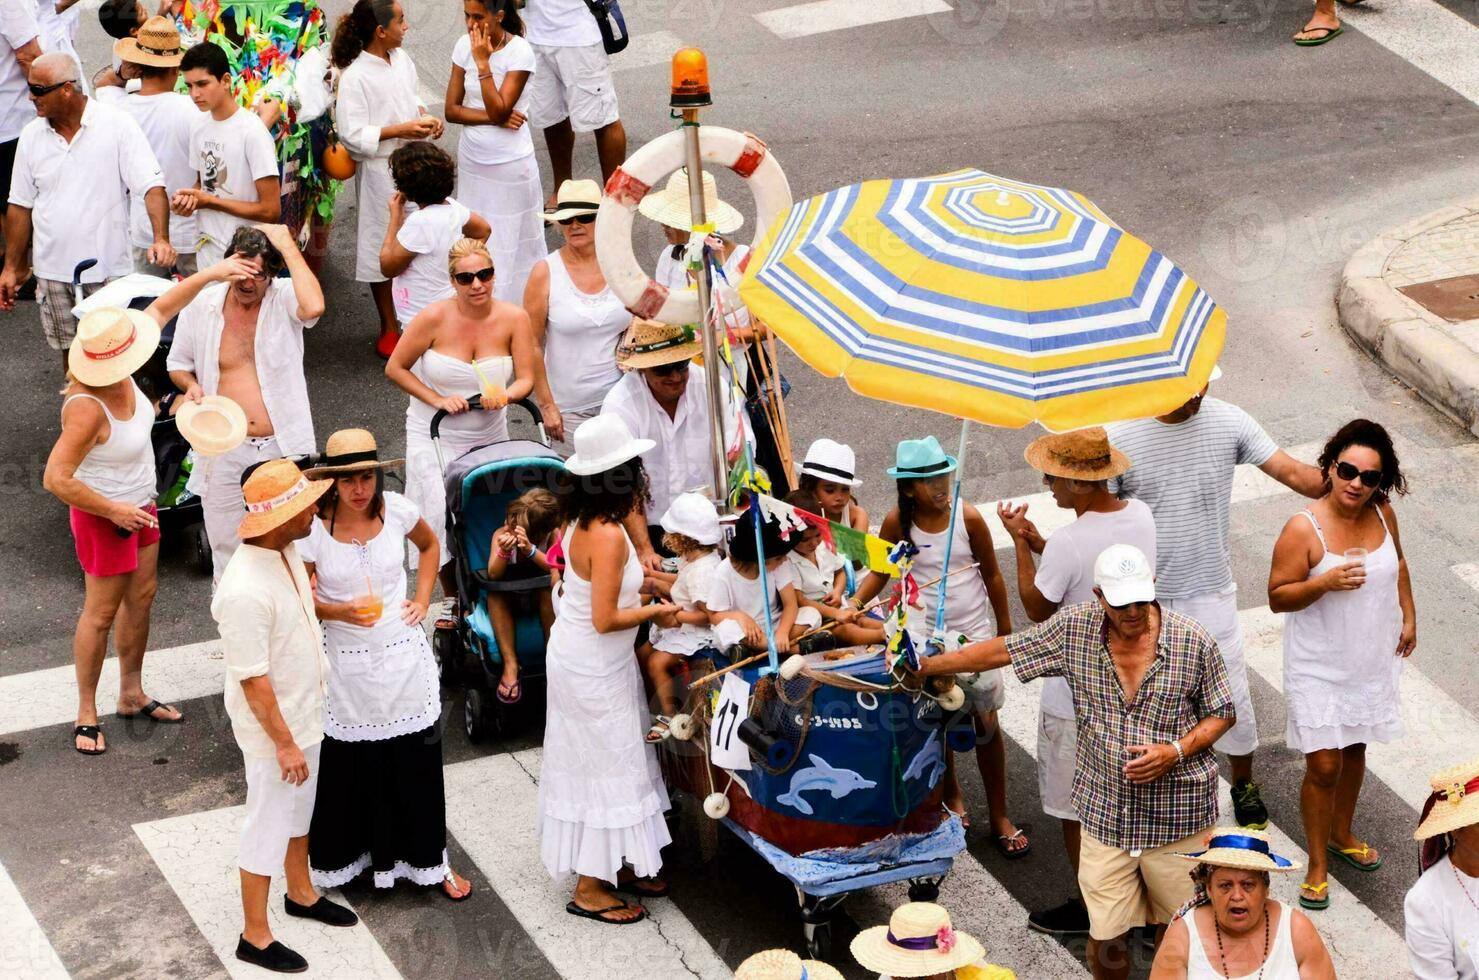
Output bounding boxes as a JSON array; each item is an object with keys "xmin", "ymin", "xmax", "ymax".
[{"xmin": 386, "ymin": 238, "xmax": 537, "ymax": 589}]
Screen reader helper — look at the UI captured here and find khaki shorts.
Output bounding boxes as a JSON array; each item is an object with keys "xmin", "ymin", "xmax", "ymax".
[
  {"xmin": 39, "ymin": 278, "xmax": 107, "ymax": 351},
  {"xmin": 528, "ymin": 42, "xmax": 620, "ymax": 133},
  {"xmin": 1078, "ymin": 825, "xmax": 1209, "ymax": 940}
]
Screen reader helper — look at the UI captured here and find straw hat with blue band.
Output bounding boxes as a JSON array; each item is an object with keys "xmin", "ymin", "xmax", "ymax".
[
  {"xmin": 733, "ymin": 948, "xmax": 842, "ymax": 980},
  {"xmin": 886, "ymin": 435, "xmax": 958, "ymax": 479},
  {"xmin": 1177, "ymin": 828, "xmax": 1302, "ymax": 873}
]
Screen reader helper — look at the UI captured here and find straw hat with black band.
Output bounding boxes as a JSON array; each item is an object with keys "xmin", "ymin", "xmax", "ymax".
[
  {"xmin": 237, "ymin": 458, "xmax": 332, "ymax": 540},
  {"xmin": 1022, "ymin": 426, "xmax": 1131, "ymax": 482},
  {"xmin": 68, "ymin": 307, "xmax": 160, "ymax": 387},
  {"xmin": 306, "ymin": 428, "xmax": 404, "ymax": 478},
  {"xmin": 615, "ymin": 317, "xmax": 704, "ymax": 371},
  {"xmin": 113, "ymin": 15, "xmax": 185, "ymax": 68},
  {"xmin": 544, "ymin": 178, "xmax": 602, "ymax": 224}
]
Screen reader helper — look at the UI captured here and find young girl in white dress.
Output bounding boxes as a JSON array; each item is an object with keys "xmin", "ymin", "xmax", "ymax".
[{"xmin": 642, "ymin": 492, "xmax": 722, "ymax": 741}]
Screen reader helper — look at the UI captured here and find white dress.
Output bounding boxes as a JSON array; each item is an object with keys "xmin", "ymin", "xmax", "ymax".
[
  {"xmin": 537, "ymin": 525, "xmax": 671, "ymax": 882},
  {"xmin": 1406, "ymin": 855, "xmax": 1479, "ymax": 980},
  {"xmin": 1282, "ymin": 508, "xmax": 1405, "ymax": 753},
  {"xmin": 649, "ymin": 550, "xmax": 720, "ymax": 656},
  {"xmin": 403, "ymin": 349, "xmax": 514, "ymax": 566},
  {"xmin": 1186, "ymin": 902, "xmax": 1301, "ymax": 979}
]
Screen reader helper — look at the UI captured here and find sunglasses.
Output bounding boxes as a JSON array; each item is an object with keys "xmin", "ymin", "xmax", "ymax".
[
  {"xmin": 1334, "ymin": 460, "xmax": 1383, "ymax": 488},
  {"xmin": 648, "ymin": 359, "xmax": 690, "ymax": 377},
  {"xmin": 453, "ymin": 267, "xmax": 495, "ymax": 285},
  {"xmin": 558, "ymin": 213, "xmax": 596, "ymax": 226},
  {"xmin": 28, "ymin": 80, "xmax": 69, "ymax": 97}
]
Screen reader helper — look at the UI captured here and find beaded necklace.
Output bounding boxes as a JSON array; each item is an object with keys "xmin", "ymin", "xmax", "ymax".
[{"xmin": 1213, "ymin": 907, "xmax": 1270, "ymax": 980}]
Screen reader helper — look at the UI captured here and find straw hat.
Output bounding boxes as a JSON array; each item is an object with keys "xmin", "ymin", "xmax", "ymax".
[
  {"xmin": 1023, "ymin": 426, "xmax": 1131, "ymax": 481},
  {"xmin": 305, "ymin": 428, "xmax": 404, "ymax": 477},
  {"xmin": 734, "ymin": 949, "xmax": 842, "ymax": 980},
  {"xmin": 564, "ymin": 413, "xmax": 654, "ymax": 476},
  {"xmin": 850, "ymin": 902, "xmax": 985, "ymax": 977},
  {"xmin": 544, "ymin": 179, "xmax": 602, "ymax": 223},
  {"xmin": 1176, "ymin": 828, "xmax": 1302, "ymax": 873},
  {"xmin": 616, "ymin": 317, "xmax": 703, "ymax": 370},
  {"xmin": 799, "ymin": 438, "xmax": 861, "ymax": 487},
  {"xmin": 236, "ymin": 458, "xmax": 331, "ymax": 539},
  {"xmin": 176, "ymin": 395, "xmax": 248, "ymax": 457},
  {"xmin": 68, "ymin": 307, "xmax": 160, "ymax": 386},
  {"xmin": 637, "ymin": 168, "xmax": 744, "ymax": 235},
  {"xmin": 1416, "ymin": 758, "xmax": 1479, "ymax": 840},
  {"xmin": 113, "ymin": 16, "xmax": 185, "ymax": 68}
]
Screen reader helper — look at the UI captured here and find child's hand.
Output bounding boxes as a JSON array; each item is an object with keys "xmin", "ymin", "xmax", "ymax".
[
  {"xmin": 774, "ymin": 632, "xmax": 791, "ymax": 655},
  {"xmin": 513, "ymin": 526, "xmax": 531, "ymax": 552},
  {"xmin": 493, "ymin": 528, "xmax": 516, "ymax": 554},
  {"xmin": 835, "ymin": 606, "xmax": 860, "ymax": 625},
  {"xmin": 650, "ymin": 604, "xmax": 680, "ymax": 629},
  {"xmin": 822, "ymin": 587, "xmax": 844, "ymax": 607},
  {"xmin": 738, "ymin": 614, "xmax": 765, "ymax": 649}
]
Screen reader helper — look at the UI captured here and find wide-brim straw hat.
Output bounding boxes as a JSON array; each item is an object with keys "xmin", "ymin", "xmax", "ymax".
[
  {"xmin": 544, "ymin": 178, "xmax": 602, "ymax": 223},
  {"xmin": 616, "ymin": 317, "xmax": 704, "ymax": 370},
  {"xmin": 1023, "ymin": 426, "xmax": 1131, "ymax": 481},
  {"xmin": 565, "ymin": 413, "xmax": 655, "ymax": 476},
  {"xmin": 1416, "ymin": 758, "xmax": 1479, "ymax": 840},
  {"xmin": 734, "ymin": 949, "xmax": 842, "ymax": 980},
  {"xmin": 68, "ymin": 307, "xmax": 160, "ymax": 386},
  {"xmin": 237, "ymin": 458, "xmax": 332, "ymax": 539},
  {"xmin": 850, "ymin": 902, "xmax": 985, "ymax": 977},
  {"xmin": 177, "ymin": 395, "xmax": 248, "ymax": 457},
  {"xmin": 305, "ymin": 428, "xmax": 404, "ymax": 477},
  {"xmin": 1176, "ymin": 828, "xmax": 1301, "ymax": 872},
  {"xmin": 637, "ymin": 167, "xmax": 744, "ymax": 235},
  {"xmin": 113, "ymin": 15, "xmax": 185, "ymax": 68}
]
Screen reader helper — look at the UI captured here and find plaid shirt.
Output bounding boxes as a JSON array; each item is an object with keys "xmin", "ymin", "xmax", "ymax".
[{"xmin": 1008, "ymin": 602, "xmax": 1234, "ymax": 850}]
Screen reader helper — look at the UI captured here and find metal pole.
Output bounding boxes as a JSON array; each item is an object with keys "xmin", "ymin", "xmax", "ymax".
[{"xmin": 681, "ymin": 109, "xmax": 730, "ymax": 513}]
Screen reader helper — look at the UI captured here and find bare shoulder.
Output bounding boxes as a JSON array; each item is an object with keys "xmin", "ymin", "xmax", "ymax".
[
  {"xmin": 496, "ymin": 299, "xmax": 532, "ymax": 329},
  {"xmin": 1288, "ymin": 905, "xmax": 1321, "ymax": 945},
  {"xmin": 59, "ymin": 391, "xmax": 105, "ymax": 428}
]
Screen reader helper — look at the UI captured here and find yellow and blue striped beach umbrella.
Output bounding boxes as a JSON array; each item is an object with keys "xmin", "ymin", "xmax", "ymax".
[{"xmin": 738, "ymin": 169, "xmax": 1226, "ymax": 430}]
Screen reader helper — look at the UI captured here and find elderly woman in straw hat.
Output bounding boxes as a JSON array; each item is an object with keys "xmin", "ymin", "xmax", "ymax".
[
  {"xmin": 1407, "ymin": 757, "xmax": 1479, "ymax": 978},
  {"xmin": 735, "ymin": 948, "xmax": 843, "ymax": 980},
  {"xmin": 1151, "ymin": 828, "xmax": 1334, "ymax": 979},
  {"xmin": 295, "ymin": 428, "xmax": 471, "ymax": 901},
  {"xmin": 851, "ymin": 901, "xmax": 1015, "ymax": 979}
]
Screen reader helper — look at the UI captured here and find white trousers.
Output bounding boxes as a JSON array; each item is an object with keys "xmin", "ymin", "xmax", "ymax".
[
  {"xmin": 239, "ymin": 740, "xmax": 322, "ymax": 877},
  {"xmin": 199, "ymin": 436, "xmax": 281, "ymax": 583},
  {"xmin": 1161, "ymin": 584, "xmax": 1259, "ymax": 757}
]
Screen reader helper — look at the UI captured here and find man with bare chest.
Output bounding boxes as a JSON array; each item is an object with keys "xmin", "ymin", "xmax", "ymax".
[{"xmin": 166, "ymin": 225, "xmax": 325, "ymax": 580}]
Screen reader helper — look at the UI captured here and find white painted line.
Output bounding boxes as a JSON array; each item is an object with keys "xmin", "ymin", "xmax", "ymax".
[
  {"xmin": 755, "ymin": 0, "xmax": 952, "ymax": 40},
  {"xmin": 1342, "ymin": 1, "xmax": 1479, "ymax": 107},
  {"xmin": 613, "ymin": 30, "xmax": 687, "ymax": 72},
  {"xmin": 0, "ymin": 861, "xmax": 69, "ymax": 980},
  {"xmin": 0, "ymin": 641, "xmax": 224, "ymax": 739},
  {"xmin": 443, "ymin": 751, "xmax": 730, "ymax": 980},
  {"xmin": 133, "ymin": 806, "xmax": 397, "ymax": 979},
  {"xmin": 1452, "ymin": 561, "xmax": 1479, "ymax": 594}
]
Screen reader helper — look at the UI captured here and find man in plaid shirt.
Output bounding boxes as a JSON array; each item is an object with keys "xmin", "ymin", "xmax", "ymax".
[{"xmin": 913, "ymin": 543, "xmax": 1234, "ymax": 980}]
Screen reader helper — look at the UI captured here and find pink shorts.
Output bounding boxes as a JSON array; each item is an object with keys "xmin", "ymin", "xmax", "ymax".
[{"xmin": 70, "ymin": 504, "xmax": 160, "ymax": 577}]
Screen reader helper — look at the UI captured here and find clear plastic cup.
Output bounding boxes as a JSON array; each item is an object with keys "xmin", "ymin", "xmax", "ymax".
[
  {"xmin": 1343, "ymin": 547, "xmax": 1368, "ymax": 566},
  {"xmin": 354, "ymin": 594, "xmax": 383, "ymax": 620}
]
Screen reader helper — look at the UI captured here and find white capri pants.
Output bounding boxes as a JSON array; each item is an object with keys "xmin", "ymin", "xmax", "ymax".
[
  {"xmin": 1161, "ymin": 584, "xmax": 1258, "ymax": 756},
  {"xmin": 239, "ymin": 740, "xmax": 322, "ymax": 877},
  {"xmin": 199, "ymin": 435, "xmax": 281, "ymax": 583}
]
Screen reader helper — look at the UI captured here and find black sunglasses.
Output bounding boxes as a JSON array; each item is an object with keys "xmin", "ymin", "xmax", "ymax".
[
  {"xmin": 453, "ymin": 267, "xmax": 495, "ymax": 285},
  {"xmin": 648, "ymin": 359, "xmax": 690, "ymax": 377},
  {"xmin": 558, "ymin": 213, "xmax": 596, "ymax": 226},
  {"xmin": 28, "ymin": 80, "xmax": 69, "ymax": 98},
  {"xmin": 1334, "ymin": 460, "xmax": 1383, "ymax": 488}
]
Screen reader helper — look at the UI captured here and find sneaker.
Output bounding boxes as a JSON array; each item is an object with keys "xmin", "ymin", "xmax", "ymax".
[
  {"xmin": 1231, "ymin": 779, "xmax": 1270, "ymax": 829},
  {"xmin": 235, "ymin": 936, "xmax": 307, "ymax": 974},
  {"xmin": 1027, "ymin": 898, "xmax": 1090, "ymax": 936}
]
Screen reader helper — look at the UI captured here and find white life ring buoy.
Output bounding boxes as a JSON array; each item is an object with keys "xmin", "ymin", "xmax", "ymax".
[{"xmin": 597, "ymin": 127, "xmax": 792, "ymax": 325}]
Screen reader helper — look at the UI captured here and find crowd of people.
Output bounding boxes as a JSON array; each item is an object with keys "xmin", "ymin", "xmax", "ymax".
[{"xmin": 5, "ymin": 2, "xmax": 1472, "ymax": 979}]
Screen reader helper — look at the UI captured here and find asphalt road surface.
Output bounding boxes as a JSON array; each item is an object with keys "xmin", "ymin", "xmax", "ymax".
[{"xmin": 4, "ymin": 0, "xmax": 1479, "ymax": 977}]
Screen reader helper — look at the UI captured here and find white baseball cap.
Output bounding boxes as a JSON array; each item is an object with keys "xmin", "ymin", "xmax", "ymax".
[
  {"xmin": 660, "ymin": 492, "xmax": 721, "ymax": 545},
  {"xmin": 1093, "ymin": 544, "xmax": 1155, "ymax": 606}
]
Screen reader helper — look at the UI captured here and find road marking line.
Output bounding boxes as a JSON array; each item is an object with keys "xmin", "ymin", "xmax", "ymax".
[
  {"xmin": 754, "ymin": 0, "xmax": 952, "ymax": 40},
  {"xmin": 443, "ymin": 751, "xmax": 730, "ymax": 980},
  {"xmin": 1452, "ymin": 561, "xmax": 1479, "ymax": 594},
  {"xmin": 133, "ymin": 806, "xmax": 397, "ymax": 979},
  {"xmin": 0, "ymin": 860, "xmax": 69, "ymax": 980},
  {"xmin": 1342, "ymin": 1, "xmax": 1479, "ymax": 106},
  {"xmin": 613, "ymin": 30, "xmax": 687, "ymax": 71},
  {"xmin": 0, "ymin": 641, "xmax": 224, "ymax": 739}
]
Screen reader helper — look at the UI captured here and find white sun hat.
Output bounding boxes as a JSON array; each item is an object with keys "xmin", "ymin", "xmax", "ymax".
[
  {"xmin": 660, "ymin": 492, "xmax": 721, "ymax": 545},
  {"xmin": 799, "ymin": 437, "xmax": 862, "ymax": 487},
  {"xmin": 564, "ymin": 413, "xmax": 655, "ymax": 476},
  {"xmin": 637, "ymin": 168, "xmax": 744, "ymax": 235},
  {"xmin": 176, "ymin": 395, "xmax": 249, "ymax": 457}
]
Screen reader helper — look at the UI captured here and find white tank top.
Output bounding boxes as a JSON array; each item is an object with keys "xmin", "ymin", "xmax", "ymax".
[
  {"xmin": 542, "ymin": 249, "xmax": 629, "ymax": 413},
  {"xmin": 63, "ymin": 381, "xmax": 155, "ymax": 505},
  {"xmin": 406, "ymin": 348, "xmax": 513, "ymax": 442},
  {"xmin": 1186, "ymin": 902, "xmax": 1300, "ymax": 980},
  {"xmin": 907, "ymin": 508, "xmax": 993, "ymax": 640}
]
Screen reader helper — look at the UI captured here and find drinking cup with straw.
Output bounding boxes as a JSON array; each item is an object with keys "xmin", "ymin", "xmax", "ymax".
[{"xmin": 471, "ymin": 358, "xmax": 506, "ymax": 410}]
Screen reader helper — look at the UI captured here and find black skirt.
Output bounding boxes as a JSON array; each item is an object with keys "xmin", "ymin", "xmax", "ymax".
[{"xmin": 308, "ymin": 725, "xmax": 450, "ymax": 889}]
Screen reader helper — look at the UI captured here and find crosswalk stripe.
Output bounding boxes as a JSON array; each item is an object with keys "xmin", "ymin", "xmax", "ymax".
[
  {"xmin": 1452, "ymin": 561, "xmax": 1479, "ymax": 595},
  {"xmin": 442, "ymin": 750, "xmax": 731, "ymax": 980},
  {"xmin": 613, "ymin": 31, "xmax": 689, "ymax": 72},
  {"xmin": 0, "ymin": 860, "xmax": 69, "ymax": 980},
  {"xmin": 754, "ymin": 0, "xmax": 953, "ymax": 40},
  {"xmin": 1342, "ymin": 1, "xmax": 1479, "ymax": 106},
  {"xmin": 132, "ymin": 806, "xmax": 396, "ymax": 978},
  {"xmin": 0, "ymin": 641, "xmax": 224, "ymax": 739}
]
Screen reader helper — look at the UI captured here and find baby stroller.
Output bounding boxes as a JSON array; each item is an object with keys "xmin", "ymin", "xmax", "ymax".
[
  {"xmin": 71, "ymin": 260, "xmax": 211, "ymax": 574},
  {"xmin": 429, "ymin": 396, "xmax": 563, "ymax": 741}
]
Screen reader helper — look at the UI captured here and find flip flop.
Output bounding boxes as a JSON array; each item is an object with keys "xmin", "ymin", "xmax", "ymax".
[
  {"xmin": 1294, "ymin": 25, "xmax": 1342, "ymax": 45},
  {"xmin": 565, "ymin": 901, "xmax": 646, "ymax": 925},
  {"xmin": 615, "ymin": 876, "xmax": 670, "ymax": 899},
  {"xmin": 1327, "ymin": 842, "xmax": 1383, "ymax": 871},
  {"xmin": 73, "ymin": 724, "xmax": 106, "ymax": 756},
  {"xmin": 996, "ymin": 828, "xmax": 1031, "ymax": 860},
  {"xmin": 117, "ymin": 700, "xmax": 183, "ymax": 724},
  {"xmin": 496, "ymin": 677, "xmax": 522, "ymax": 705},
  {"xmin": 1299, "ymin": 881, "xmax": 1330, "ymax": 910}
]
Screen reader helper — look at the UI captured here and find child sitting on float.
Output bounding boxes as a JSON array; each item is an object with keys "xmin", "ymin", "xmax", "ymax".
[
  {"xmin": 484, "ymin": 488, "xmax": 560, "ymax": 704},
  {"xmin": 784, "ymin": 490, "xmax": 884, "ymax": 648},
  {"xmin": 707, "ymin": 506, "xmax": 822, "ymax": 654}
]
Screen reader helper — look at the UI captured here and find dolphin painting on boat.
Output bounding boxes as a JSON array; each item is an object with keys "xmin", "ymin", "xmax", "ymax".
[
  {"xmin": 902, "ymin": 729, "xmax": 945, "ymax": 789},
  {"xmin": 775, "ymin": 755, "xmax": 878, "ymax": 816}
]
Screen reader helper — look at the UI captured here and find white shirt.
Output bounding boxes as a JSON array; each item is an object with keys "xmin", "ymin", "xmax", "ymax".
[
  {"xmin": 393, "ymin": 198, "xmax": 469, "ymax": 324},
  {"xmin": 212, "ymin": 542, "xmax": 329, "ymax": 758},
  {"xmin": 1407, "ymin": 855, "xmax": 1479, "ymax": 980},
  {"xmin": 9, "ymin": 99, "xmax": 164, "ymax": 282},
  {"xmin": 707, "ymin": 559, "xmax": 795, "ymax": 628},
  {"xmin": 189, "ymin": 107, "xmax": 279, "ymax": 258},
  {"xmin": 336, "ymin": 47, "xmax": 421, "ymax": 162},
  {"xmin": 166, "ymin": 279, "xmax": 319, "ymax": 456},
  {"xmin": 0, "ymin": 2, "xmax": 39, "ymax": 141},
  {"xmin": 1033, "ymin": 499, "xmax": 1157, "ymax": 718},
  {"xmin": 600, "ymin": 364, "xmax": 742, "ymax": 520},
  {"xmin": 451, "ymin": 33, "xmax": 536, "ymax": 164},
  {"xmin": 523, "ymin": 0, "xmax": 602, "ymax": 47},
  {"xmin": 121, "ymin": 91, "xmax": 200, "ymax": 252},
  {"xmin": 787, "ymin": 546, "xmax": 843, "ymax": 601}
]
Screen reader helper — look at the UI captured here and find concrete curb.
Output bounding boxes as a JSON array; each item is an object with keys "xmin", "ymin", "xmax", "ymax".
[{"xmin": 1337, "ymin": 198, "xmax": 1479, "ymax": 438}]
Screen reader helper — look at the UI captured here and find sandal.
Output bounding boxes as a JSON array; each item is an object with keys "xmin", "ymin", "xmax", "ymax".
[
  {"xmin": 1327, "ymin": 842, "xmax": 1382, "ymax": 871},
  {"xmin": 996, "ymin": 828, "xmax": 1031, "ymax": 860},
  {"xmin": 496, "ymin": 677, "xmax": 522, "ymax": 705},
  {"xmin": 73, "ymin": 724, "xmax": 106, "ymax": 756},
  {"xmin": 645, "ymin": 718, "xmax": 671, "ymax": 743},
  {"xmin": 565, "ymin": 900, "xmax": 646, "ymax": 925},
  {"xmin": 441, "ymin": 871, "xmax": 472, "ymax": 902},
  {"xmin": 616, "ymin": 876, "xmax": 669, "ymax": 899},
  {"xmin": 1299, "ymin": 881, "xmax": 1330, "ymax": 910},
  {"xmin": 1293, "ymin": 25, "xmax": 1343, "ymax": 45},
  {"xmin": 117, "ymin": 699, "xmax": 183, "ymax": 724}
]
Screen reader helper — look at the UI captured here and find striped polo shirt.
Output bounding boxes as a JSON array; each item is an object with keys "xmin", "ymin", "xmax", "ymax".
[{"xmin": 1105, "ymin": 399, "xmax": 1278, "ymax": 599}]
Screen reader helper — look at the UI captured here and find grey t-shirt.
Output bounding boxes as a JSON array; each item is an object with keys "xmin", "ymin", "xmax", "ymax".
[{"xmin": 1106, "ymin": 398, "xmax": 1278, "ymax": 599}]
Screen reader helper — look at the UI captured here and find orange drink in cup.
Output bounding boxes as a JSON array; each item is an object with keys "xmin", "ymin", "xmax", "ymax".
[
  {"xmin": 472, "ymin": 359, "xmax": 507, "ymax": 409},
  {"xmin": 354, "ymin": 593, "xmax": 383, "ymax": 621}
]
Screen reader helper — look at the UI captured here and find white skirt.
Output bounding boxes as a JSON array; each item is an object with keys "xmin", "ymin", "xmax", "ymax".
[
  {"xmin": 354, "ymin": 157, "xmax": 396, "ymax": 283},
  {"xmin": 404, "ymin": 406, "xmax": 508, "ymax": 567},
  {"xmin": 456, "ymin": 153, "xmax": 546, "ymax": 305}
]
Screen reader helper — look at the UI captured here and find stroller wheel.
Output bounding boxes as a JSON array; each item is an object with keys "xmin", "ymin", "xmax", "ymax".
[
  {"xmin": 193, "ymin": 524, "xmax": 212, "ymax": 576},
  {"xmin": 804, "ymin": 921, "xmax": 833, "ymax": 961},
  {"xmin": 464, "ymin": 687, "xmax": 487, "ymax": 742},
  {"xmin": 433, "ymin": 628, "xmax": 460, "ymax": 686}
]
